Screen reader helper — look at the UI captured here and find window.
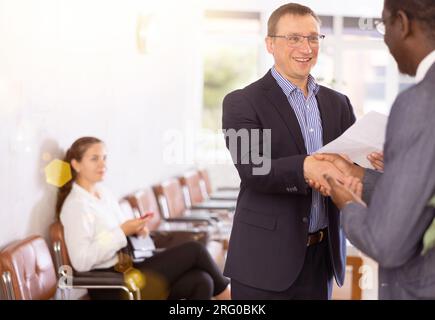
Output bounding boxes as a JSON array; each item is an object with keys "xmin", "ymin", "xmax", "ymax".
[
  {"xmin": 202, "ymin": 10, "xmax": 262, "ymax": 131},
  {"xmin": 343, "ymin": 16, "xmax": 382, "ymax": 39},
  {"xmin": 318, "ymin": 15, "xmax": 333, "ymax": 35},
  {"xmin": 311, "ymin": 15, "xmax": 416, "ymax": 118},
  {"xmin": 199, "ymin": 11, "xmax": 417, "ymax": 159},
  {"xmin": 341, "ymin": 49, "xmax": 390, "ymax": 116}
]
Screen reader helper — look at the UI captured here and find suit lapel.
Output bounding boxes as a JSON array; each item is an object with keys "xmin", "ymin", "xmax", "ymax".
[
  {"xmin": 261, "ymin": 72, "xmax": 307, "ymax": 154},
  {"xmin": 316, "ymin": 87, "xmax": 335, "ymax": 146}
]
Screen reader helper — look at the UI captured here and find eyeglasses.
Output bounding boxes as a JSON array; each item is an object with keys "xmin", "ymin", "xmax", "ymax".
[
  {"xmin": 374, "ymin": 20, "xmax": 386, "ymax": 35},
  {"xmin": 268, "ymin": 34, "xmax": 326, "ymax": 48},
  {"xmin": 374, "ymin": 15, "xmax": 395, "ymax": 35}
]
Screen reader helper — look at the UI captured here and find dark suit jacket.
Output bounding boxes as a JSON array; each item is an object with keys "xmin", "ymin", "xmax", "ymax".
[{"xmin": 222, "ymin": 70, "xmax": 356, "ymax": 291}]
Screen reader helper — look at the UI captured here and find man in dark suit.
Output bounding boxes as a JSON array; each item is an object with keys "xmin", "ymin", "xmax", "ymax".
[
  {"xmin": 222, "ymin": 3, "xmax": 356, "ymax": 299},
  {"xmin": 315, "ymin": 0, "xmax": 435, "ymax": 299}
]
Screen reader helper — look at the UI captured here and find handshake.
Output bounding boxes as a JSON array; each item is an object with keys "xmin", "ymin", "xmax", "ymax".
[{"xmin": 303, "ymin": 152, "xmax": 383, "ymax": 210}]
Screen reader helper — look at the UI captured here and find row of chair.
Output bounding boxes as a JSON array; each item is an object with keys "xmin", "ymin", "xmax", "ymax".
[
  {"xmin": 120, "ymin": 168, "xmax": 239, "ymax": 265},
  {"xmin": 0, "ymin": 168, "xmax": 240, "ymax": 300},
  {"xmin": 0, "ymin": 234, "xmax": 138, "ymax": 300}
]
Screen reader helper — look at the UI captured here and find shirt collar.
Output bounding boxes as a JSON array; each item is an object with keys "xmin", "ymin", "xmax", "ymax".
[
  {"xmin": 415, "ymin": 50, "xmax": 435, "ymax": 83},
  {"xmin": 271, "ymin": 66, "xmax": 319, "ymax": 98},
  {"xmin": 72, "ymin": 182, "xmax": 102, "ymax": 202}
]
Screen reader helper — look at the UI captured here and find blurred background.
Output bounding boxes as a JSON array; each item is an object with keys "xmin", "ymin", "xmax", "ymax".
[{"xmin": 0, "ymin": 0, "xmax": 416, "ymax": 299}]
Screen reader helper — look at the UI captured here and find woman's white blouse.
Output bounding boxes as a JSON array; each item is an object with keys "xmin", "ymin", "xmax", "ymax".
[{"xmin": 60, "ymin": 183, "xmax": 128, "ymax": 272}]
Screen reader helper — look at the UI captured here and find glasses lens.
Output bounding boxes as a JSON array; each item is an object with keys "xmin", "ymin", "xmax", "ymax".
[
  {"xmin": 288, "ymin": 35, "xmax": 323, "ymax": 47},
  {"xmin": 309, "ymin": 36, "xmax": 320, "ymax": 44},
  {"xmin": 287, "ymin": 35, "xmax": 301, "ymax": 46},
  {"xmin": 375, "ymin": 21, "xmax": 385, "ymax": 35}
]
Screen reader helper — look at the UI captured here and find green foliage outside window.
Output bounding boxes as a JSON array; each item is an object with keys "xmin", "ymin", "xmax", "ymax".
[{"xmin": 202, "ymin": 47, "xmax": 257, "ymax": 131}]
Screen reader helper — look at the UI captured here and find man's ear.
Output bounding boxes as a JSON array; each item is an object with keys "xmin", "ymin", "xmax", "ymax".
[
  {"xmin": 396, "ymin": 10, "xmax": 412, "ymax": 40},
  {"xmin": 265, "ymin": 36, "xmax": 274, "ymax": 54}
]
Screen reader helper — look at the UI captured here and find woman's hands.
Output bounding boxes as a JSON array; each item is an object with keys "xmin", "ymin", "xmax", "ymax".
[
  {"xmin": 121, "ymin": 214, "xmax": 153, "ymax": 237},
  {"xmin": 121, "ymin": 219, "xmax": 146, "ymax": 236}
]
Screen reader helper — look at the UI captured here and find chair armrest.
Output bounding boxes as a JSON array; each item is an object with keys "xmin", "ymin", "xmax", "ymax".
[
  {"xmin": 152, "ymin": 248, "xmax": 166, "ymax": 254},
  {"xmin": 183, "ymin": 210, "xmax": 221, "ymax": 221},
  {"xmin": 73, "ymin": 275, "xmax": 124, "ymax": 286},
  {"xmin": 209, "ymin": 190, "xmax": 239, "ymax": 200},
  {"xmin": 209, "ymin": 195, "xmax": 238, "ymax": 201},
  {"xmin": 150, "ymin": 230, "xmax": 209, "ymax": 248},
  {"xmin": 216, "ymin": 187, "xmax": 239, "ymax": 192},
  {"xmin": 190, "ymin": 203, "xmax": 235, "ymax": 211},
  {"xmin": 165, "ymin": 217, "xmax": 213, "ymax": 224},
  {"xmin": 74, "ymin": 271, "xmax": 122, "ymax": 278},
  {"xmin": 59, "ymin": 270, "xmax": 137, "ymax": 300}
]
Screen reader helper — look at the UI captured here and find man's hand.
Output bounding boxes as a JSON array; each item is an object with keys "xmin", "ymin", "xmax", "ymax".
[
  {"xmin": 313, "ymin": 153, "xmax": 365, "ymax": 180},
  {"xmin": 306, "ymin": 153, "xmax": 364, "ymax": 196},
  {"xmin": 304, "ymin": 155, "xmax": 346, "ymax": 194},
  {"xmin": 324, "ymin": 174, "xmax": 366, "ymax": 210},
  {"xmin": 367, "ymin": 151, "xmax": 384, "ymax": 171}
]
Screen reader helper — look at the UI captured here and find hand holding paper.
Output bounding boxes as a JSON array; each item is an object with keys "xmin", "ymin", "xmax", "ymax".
[
  {"xmin": 313, "ymin": 153, "xmax": 365, "ymax": 179},
  {"xmin": 367, "ymin": 151, "xmax": 384, "ymax": 171},
  {"xmin": 316, "ymin": 111, "xmax": 388, "ymax": 169},
  {"xmin": 307, "ymin": 111, "xmax": 387, "ymax": 197}
]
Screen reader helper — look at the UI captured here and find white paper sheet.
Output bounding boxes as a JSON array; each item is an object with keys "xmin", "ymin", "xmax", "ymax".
[{"xmin": 316, "ymin": 111, "xmax": 388, "ymax": 168}]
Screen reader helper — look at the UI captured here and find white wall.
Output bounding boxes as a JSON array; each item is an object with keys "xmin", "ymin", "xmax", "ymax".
[
  {"xmin": 204, "ymin": 0, "xmax": 384, "ymax": 18},
  {"xmin": 0, "ymin": 0, "xmax": 387, "ymax": 248},
  {"xmin": 0, "ymin": 0, "xmax": 204, "ymax": 247}
]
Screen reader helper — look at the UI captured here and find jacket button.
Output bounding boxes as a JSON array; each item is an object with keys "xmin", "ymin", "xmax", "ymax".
[{"xmin": 302, "ymin": 217, "xmax": 308, "ymax": 224}]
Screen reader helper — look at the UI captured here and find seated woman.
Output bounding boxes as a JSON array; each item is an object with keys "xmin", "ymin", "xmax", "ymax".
[{"xmin": 57, "ymin": 136, "xmax": 230, "ymax": 300}]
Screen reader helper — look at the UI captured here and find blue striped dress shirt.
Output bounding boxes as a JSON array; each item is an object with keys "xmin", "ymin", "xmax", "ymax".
[{"xmin": 271, "ymin": 67, "xmax": 328, "ymax": 233}]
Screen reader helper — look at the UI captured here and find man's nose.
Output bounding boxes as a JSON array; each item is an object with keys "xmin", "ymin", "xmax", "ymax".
[{"xmin": 299, "ymin": 38, "xmax": 313, "ymax": 53}]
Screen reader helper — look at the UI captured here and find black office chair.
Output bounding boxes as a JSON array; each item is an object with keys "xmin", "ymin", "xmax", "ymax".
[{"xmin": 49, "ymin": 223, "xmax": 140, "ymax": 300}]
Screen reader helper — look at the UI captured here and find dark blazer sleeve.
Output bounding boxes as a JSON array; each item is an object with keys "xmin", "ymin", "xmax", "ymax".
[
  {"xmin": 222, "ymin": 90, "xmax": 309, "ymax": 195},
  {"xmin": 343, "ymin": 96, "xmax": 356, "ymax": 130}
]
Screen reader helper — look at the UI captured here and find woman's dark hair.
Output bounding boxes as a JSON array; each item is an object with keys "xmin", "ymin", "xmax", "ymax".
[
  {"xmin": 385, "ymin": 0, "xmax": 435, "ymax": 42},
  {"xmin": 55, "ymin": 137, "xmax": 103, "ymax": 218}
]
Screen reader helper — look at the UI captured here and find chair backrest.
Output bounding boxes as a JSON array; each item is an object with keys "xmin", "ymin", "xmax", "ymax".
[
  {"xmin": 49, "ymin": 221, "xmax": 72, "ymax": 270},
  {"xmin": 123, "ymin": 188, "xmax": 162, "ymax": 231},
  {"xmin": 153, "ymin": 178, "xmax": 187, "ymax": 219},
  {"xmin": 179, "ymin": 171, "xmax": 205, "ymax": 205},
  {"xmin": 198, "ymin": 168, "xmax": 213, "ymax": 196},
  {"xmin": 119, "ymin": 198, "xmax": 138, "ymax": 219},
  {"xmin": 0, "ymin": 258, "xmax": 5, "ymax": 300},
  {"xmin": 0, "ymin": 235, "xmax": 57, "ymax": 300},
  {"xmin": 332, "ymin": 256, "xmax": 363, "ymax": 300}
]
